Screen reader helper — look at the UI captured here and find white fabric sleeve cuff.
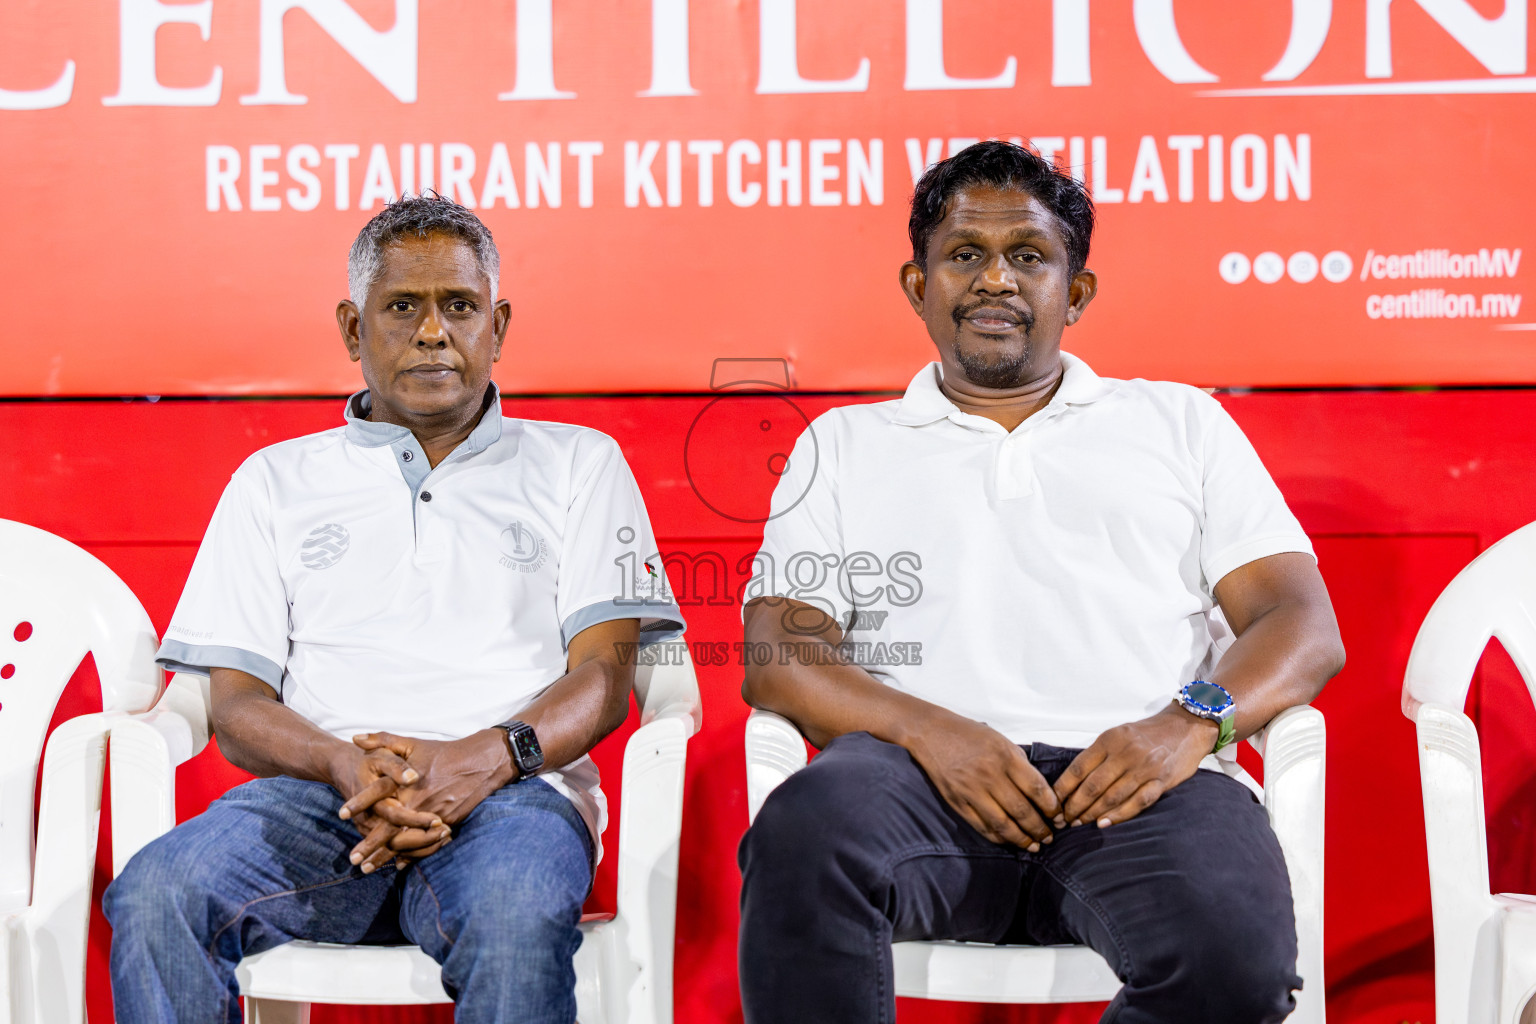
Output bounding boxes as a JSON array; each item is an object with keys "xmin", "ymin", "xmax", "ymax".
[{"xmin": 1203, "ymin": 533, "xmax": 1317, "ymax": 591}]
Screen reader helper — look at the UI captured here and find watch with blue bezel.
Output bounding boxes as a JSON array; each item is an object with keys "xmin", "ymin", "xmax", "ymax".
[{"xmin": 1175, "ymin": 680, "xmax": 1236, "ymax": 753}]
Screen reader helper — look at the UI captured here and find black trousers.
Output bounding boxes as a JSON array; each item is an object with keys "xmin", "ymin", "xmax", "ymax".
[{"xmin": 738, "ymin": 732, "xmax": 1302, "ymax": 1024}]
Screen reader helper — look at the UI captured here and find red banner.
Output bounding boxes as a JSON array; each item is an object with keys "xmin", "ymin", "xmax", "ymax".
[{"xmin": 2, "ymin": 0, "xmax": 1533, "ymax": 395}]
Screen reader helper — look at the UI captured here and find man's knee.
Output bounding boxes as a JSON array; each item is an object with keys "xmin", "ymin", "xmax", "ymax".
[
  {"xmin": 741, "ymin": 734, "xmax": 903, "ymax": 890},
  {"xmin": 425, "ymin": 812, "xmax": 589, "ymax": 958},
  {"xmin": 483, "ymin": 899, "xmax": 580, "ymax": 955},
  {"xmin": 1126, "ymin": 885, "xmax": 1299, "ymax": 1022},
  {"xmin": 437, "ymin": 862, "xmax": 585, "ymax": 969},
  {"xmin": 1189, "ymin": 915, "xmax": 1299, "ymax": 1021},
  {"xmin": 104, "ymin": 832, "xmax": 217, "ymax": 939}
]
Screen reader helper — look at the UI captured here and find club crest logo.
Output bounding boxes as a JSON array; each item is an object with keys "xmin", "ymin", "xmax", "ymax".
[
  {"xmin": 499, "ymin": 520, "xmax": 549, "ymax": 573},
  {"xmin": 300, "ymin": 523, "xmax": 350, "ymax": 570}
]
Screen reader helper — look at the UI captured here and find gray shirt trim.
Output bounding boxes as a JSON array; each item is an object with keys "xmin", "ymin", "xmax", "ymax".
[
  {"xmin": 342, "ymin": 384, "xmax": 507, "ymax": 523},
  {"xmin": 560, "ymin": 599, "xmax": 686, "ymax": 650},
  {"xmin": 343, "ymin": 384, "xmax": 504, "ymax": 454},
  {"xmin": 156, "ymin": 639, "xmax": 284, "ymax": 691}
]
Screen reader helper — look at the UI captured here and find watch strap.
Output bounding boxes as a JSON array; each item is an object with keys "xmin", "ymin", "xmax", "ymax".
[
  {"xmin": 1214, "ymin": 713, "xmax": 1237, "ymax": 754},
  {"xmin": 1176, "ymin": 681, "xmax": 1237, "ymax": 754},
  {"xmin": 494, "ymin": 723, "xmax": 523, "ymax": 779}
]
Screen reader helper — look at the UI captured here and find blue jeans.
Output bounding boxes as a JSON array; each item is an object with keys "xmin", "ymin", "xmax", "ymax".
[
  {"xmin": 104, "ymin": 775, "xmax": 594, "ymax": 1024},
  {"xmin": 739, "ymin": 733, "xmax": 1302, "ymax": 1024}
]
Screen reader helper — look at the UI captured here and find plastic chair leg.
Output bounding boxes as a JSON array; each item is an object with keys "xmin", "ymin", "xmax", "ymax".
[{"xmin": 244, "ymin": 998, "xmax": 311, "ymax": 1024}]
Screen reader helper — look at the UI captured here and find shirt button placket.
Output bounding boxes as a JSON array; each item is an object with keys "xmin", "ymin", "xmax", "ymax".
[
  {"xmin": 996, "ymin": 436, "xmax": 1033, "ymax": 500},
  {"xmin": 1012, "ymin": 438, "xmax": 1034, "ymax": 497}
]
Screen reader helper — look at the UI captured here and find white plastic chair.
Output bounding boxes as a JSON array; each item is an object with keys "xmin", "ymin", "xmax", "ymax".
[
  {"xmin": 110, "ymin": 646, "xmax": 702, "ymax": 1024},
  {"xmin": 1402, "ymin": 520, "xmax": 1536, "ymax": 1024},
  {"xmin": 0, "ymin": 520, "xmax": 163, "ymax": 1024},
  {"xmin": 745, "ymin": 705, "xmax": 1328, "ymax": 1021}
]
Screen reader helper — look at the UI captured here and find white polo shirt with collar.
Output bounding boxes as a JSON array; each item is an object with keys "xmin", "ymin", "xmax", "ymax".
[
  {"xmin": 158, "ymin": 385, "xmax": 685, "ymax": 849},
  {"xmin": 754, "ymin": 353, "xmax": 1313, "ymax": 779}
]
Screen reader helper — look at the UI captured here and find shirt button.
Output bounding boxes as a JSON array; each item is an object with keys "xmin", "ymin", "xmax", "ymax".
[
  {"xmin": 401, "ymin": 450, "xmax": 414, "ymax": 462},
  {"xmin": 420, "ymin": 491, "xmax": 432, "ymax": 502}
]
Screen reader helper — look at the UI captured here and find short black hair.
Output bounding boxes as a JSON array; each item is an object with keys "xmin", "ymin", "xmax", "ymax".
[
  {"xmin": 908, "ymin": 140, "xmax": 1095, "ymax": 276},
  {"xmin": 347, "ymin": 191, "xmax": 500, "ymax": 304}
]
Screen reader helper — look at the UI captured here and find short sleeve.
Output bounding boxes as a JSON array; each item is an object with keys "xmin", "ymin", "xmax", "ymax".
[
  {"xmin": 1198, "ymin": 401, "xmax": 1315, "ymax": 590},
  {"xmin": 556, "ymin": 434, "xmax": 685, "ymax": 648},
  {"xmin": 750, "ymin": 412, "xmax": 854, "ymax": 627},
  {"xmin": 157, "ymin": 462, "xmax": 290, "ymax": 688}
]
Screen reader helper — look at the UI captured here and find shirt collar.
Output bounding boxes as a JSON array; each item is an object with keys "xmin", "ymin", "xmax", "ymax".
[
  {"xmin": 343, "ymin": 382, "xmax": 505, "ymax": 455},
  {"xmin": 891, "ymin": 352, "xmax": 1116, "ymax": 428}
]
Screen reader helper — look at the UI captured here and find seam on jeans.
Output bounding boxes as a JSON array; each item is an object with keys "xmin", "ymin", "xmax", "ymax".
[
  {"xmin": 206, "ymin": 872, "xmax": 359, "ymax": 1020},
  {"xmin": 1036, "ymin": 859, "xmax": 1136, "ymax": 983},
  {"xmin": 875, "ymin": 842, "xmax": 1021, "ymax": 878},
  {"xmin": 875, "ymin": 917, "xmax": 891, "ymax": 1024},
  {"xmin": 418, "ymin": 865, "xmax": 456, "ymax": 953}
]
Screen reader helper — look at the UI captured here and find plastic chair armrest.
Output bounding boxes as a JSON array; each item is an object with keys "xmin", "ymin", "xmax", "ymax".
[
  {"xmin": 604, "ymin": 707, "xmax": 693, "ymax": 1024},
  {"xmin": 1258, "ymin": 705, "xmax": 1326, "ymax": 895},
  {"xmin": 1410, "ymin": 700, "xmax": 1497, "ymax": 913},
  {"xmin": 109, "ymin": 683, "xmax": 211, "ymax": 877},
  {"xmin": 744, "ymin": 710, "xmax": 809, "ymax": 825},
  {"xmin": 633, "ymin": 656, "xmax": 703, "ymax": 736},
  {"xmin": 151, "ymin": 671, "xmax": 215, "ymax": 760},
  {"xmin": 0, "ymin": 916, "xmax": 13, "ymax": 1024},
  {"xmin": 1253, "ymin": 704, "xmax": 1326, "ymax": 1023},
  {"xmin": 25, "ymin": 712, "xmax": 121, "ymax": 1024}
]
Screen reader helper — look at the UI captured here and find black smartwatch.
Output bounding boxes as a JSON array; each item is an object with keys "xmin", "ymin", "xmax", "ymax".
[{"xmin": 496, "ymin": 720, "xmax": 545, "ymax": 778}]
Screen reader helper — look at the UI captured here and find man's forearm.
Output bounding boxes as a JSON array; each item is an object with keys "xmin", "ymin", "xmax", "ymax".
[
  {"xmin": 742, "ymin": 598, "xmax": 956, "ymax": 750},
  {"xmin": 1200, "ymin": 551, "xmax": 1347, "ymax": 744},
  {"xmin": 1207, "ymin": 600, "xmax": 1343, "ymax": 742},
  {"xmin": 359, "ymin": 657, "xmax": 632, "ymax": 807},
  {"xmin": 210, "ymin": 667, "xmax": 351, "ymax": 784},
  {"xmin": 508, "ymin": 616, "xmax": 643, "ymax": 776},
  {"xmin": 515, "ymin": 655, "xmax": 633, "ymax": 773}
]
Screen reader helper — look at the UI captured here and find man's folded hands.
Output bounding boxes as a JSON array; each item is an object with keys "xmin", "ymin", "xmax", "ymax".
[{"xmin": 332, "ymin": 728, "xmax": 513, "ymax": 874}]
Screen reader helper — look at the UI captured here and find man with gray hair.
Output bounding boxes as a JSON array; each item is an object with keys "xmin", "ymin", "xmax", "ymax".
[{"xmin": 104, "ymin": 194, "xmax": 684, "ymax": 1023}]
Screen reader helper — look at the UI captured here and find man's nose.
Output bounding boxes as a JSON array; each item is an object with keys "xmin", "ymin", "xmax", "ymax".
[
  {"xmin": 415, "ymin": 306, "xmax": 449, "ymax": 346},
  {"xmin": 974, "ymin": 254, "xmax": 1019, "ymax": 295}
]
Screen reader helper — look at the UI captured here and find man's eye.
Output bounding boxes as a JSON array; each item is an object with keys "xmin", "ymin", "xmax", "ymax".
[
  {"xmin": 954, "ymin": 251, "xmax": 978, "ymax": 262},
  {"xmin": 1015, "ymin": 252, "xmax": 1042, "ymax": 264},
  {"xmin": 389, "ymin": 300, "xmax": 413, "ymax": 312},
  {"xmin": 449, "ymin": 300, "xmax": 472, "ymax": 313}
]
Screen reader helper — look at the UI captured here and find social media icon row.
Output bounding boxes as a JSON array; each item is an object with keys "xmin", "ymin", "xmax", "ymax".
[{"xmin": 1220, "ymin": 251, "xmax": 1353, "ymax": 285}]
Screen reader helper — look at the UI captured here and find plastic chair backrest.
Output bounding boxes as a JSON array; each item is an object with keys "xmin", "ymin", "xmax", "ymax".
[
  {"xmin": 1403, "ymin": 521, "xmax": 1536, "ymax": 719},
  {"xmin": 0, "ymin": 520, "xmax": 163, "ymax": 913}
]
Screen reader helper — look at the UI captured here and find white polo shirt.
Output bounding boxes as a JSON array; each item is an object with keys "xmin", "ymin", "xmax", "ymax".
[
  {"xmin": 158, "ymin": 385, "xmax": 685, "ymax": 849},
  {"xmin": 754, "ymin": 354, "xmax": 1313, "ymax": 775}
]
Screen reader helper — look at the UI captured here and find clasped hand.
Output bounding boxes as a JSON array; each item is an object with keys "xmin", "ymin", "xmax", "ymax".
[
  {"xmin": 330, "ymin": 729, "xmax": 510, "ymax": 874},
  {"xmin": 911, "ymin": 705, "xmax": 1218, "ymax": 851}
]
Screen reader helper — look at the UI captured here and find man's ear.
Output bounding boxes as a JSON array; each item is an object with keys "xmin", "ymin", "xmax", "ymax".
[
  {"xmin": 899, "ymin": 261, "xmax": 927, "ymax": 317},
  {"xmin": 1064, "ymin": 268, "xmax": 1098, "ymax": 327},
  {"xmin": 336, "ymin": 300, "xmax": 363, "ymax": 363},
  {"xmin": 491, "ymin": 299, "xmax": 511, "ymax": 362}
]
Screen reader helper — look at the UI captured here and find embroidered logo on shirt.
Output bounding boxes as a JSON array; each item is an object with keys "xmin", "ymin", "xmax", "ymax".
[
  {"xmin": 498, "ymin": 520, "xmax": 549, "ymax": 573},
  {"xmin": 300, "ymin": 523, "xmax": 351, "ymax": 569}
]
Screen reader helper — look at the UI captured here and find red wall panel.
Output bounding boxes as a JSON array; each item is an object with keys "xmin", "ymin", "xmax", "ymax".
[{"xmin": 6, "ymin": 387, "xmax": 1536, "ymax": 1023}]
